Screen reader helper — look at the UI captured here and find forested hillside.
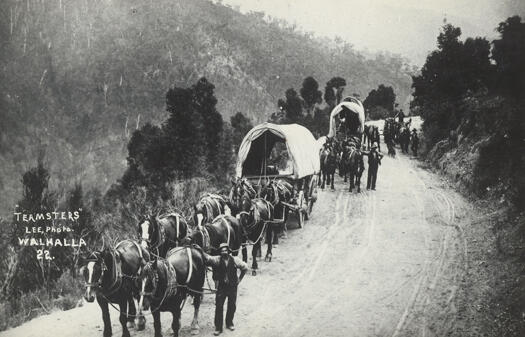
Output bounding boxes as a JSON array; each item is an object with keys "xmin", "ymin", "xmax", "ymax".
[{"xmin": 0, "ymin": 0, "xmax": 412, "ymax": 216}]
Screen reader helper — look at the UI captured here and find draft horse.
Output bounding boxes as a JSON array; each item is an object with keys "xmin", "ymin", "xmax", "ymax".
[
  {"xmin": 138, "ymin": 213, "xmax": 188, "ymax": 258},
  {"xmin": 193, "ymin": 194, "xmax": 228, "ymax": 229},
  {"xmin": 319, "ymin": 142, "xmax": 337, "ymax": 190},
  {"xmin": 188, "ymin": 214, "xmax": 244, "ymax": 285},
  {"xmin": 228, "ymin": 178, "xmax": 257, "ymax": 216},
  {"xmin": 137, "ymin": 246, "xmax": 205, "ymax": 337},
  {"xmin": 237, "ymin": 197, "xmax": 274, "ymax": 274},
  {"xmin": 80, "ymin": 240, "xmax": 150, "ymax": 337},
  {"xmin": 260, "ymin": 179, "xmax": 292, "ymax": 246},
  {"xmin": 340, "ymin": 141, "xmax": 365, "ymax": 193}
]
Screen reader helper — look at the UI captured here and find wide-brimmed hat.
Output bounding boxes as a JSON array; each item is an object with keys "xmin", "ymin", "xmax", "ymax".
[
  {"xmin": 219, "ymin": 243, "xmax": 230, "ymax": 251},
  {"xmin": 372, "ymin": 142, "xmax": 378, "ymax": 149}
]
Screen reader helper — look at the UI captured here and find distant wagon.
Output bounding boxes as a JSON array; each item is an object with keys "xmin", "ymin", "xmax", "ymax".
[
  {"xmin": 327, "ymin": 96, "xmax": 366, "ymax": 142},
  {"xmin": 235, "ymin": 123, "xmax": 320, "ymax": 227}
]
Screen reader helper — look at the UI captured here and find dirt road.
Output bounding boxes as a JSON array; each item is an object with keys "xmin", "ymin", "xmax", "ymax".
[{"xmin": 2, "ymin": 147, "xmax": 481, "ymax": 337}]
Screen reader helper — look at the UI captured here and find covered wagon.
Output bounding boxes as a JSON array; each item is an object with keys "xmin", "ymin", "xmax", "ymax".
[{"xmin": 235, "ymin": 123, "xmax": 320, "ymax": 227}]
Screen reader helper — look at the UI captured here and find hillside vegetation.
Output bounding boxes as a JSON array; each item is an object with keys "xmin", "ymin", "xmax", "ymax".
[
  {"xmin": 0, "ymin": 0, "xmax": 413, "ymax": 217},
  {"xmin": 411, "ymin": 17, "xmax": 525, "ymax": 335}
]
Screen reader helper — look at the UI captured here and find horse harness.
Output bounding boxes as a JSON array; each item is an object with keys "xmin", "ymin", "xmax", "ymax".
[
  {"xmin": 140, "ymin": 246, "xmax": 195, "ymax": 312},
  {"xmin": 85, "ymin": 250, "xmax": 123, "ymax": 297}
]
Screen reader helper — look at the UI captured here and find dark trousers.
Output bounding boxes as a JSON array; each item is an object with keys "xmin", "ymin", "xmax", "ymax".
[
  {"xmin": 367, "ymin": 167, "xmax": 378, "ymax": 189},
  {"xmin": 215, "ymin": 285, "xmax": 237, "ymax": 331}
]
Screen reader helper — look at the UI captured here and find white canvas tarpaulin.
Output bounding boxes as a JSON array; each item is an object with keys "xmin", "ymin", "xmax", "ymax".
[
  {"xmin": 327, "ymin": 99, "xmax": 365, "ymax": 138},
  {"xmin": 235, "ymin": 123, "xmax": 320, "ymax": 179}
]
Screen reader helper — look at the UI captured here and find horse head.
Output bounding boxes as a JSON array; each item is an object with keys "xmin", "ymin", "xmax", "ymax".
[
  {"xmin": 137, "ymin": 260, "xmax": 160, "ymax": 312},
  {"xmin": 193, "ymin": 200, "xmax": 206, "ymax": 229},
  {"xmin": 261, "ymin": 181, "xmax": 278, "ymax": 205},
  {"xmin": 138, "ymin": 258, "xmax": 177, "ymax": 314},
  {"xmin": 229, "ymin": 179, "xmax": 246, "ymax": 212},
  {"xmin": 80, "ymin": 248, "xmax": 113, "ymax": 302},
  {"xmin": 138, "ymin": 215, "xmax": 160, "ymax": 250}
]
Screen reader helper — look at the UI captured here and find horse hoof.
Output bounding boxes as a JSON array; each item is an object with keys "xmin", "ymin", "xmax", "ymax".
[
  {"xmin": 127, "ymin": 322, "xmax": 136, "ymax": 329},
  {"xmin": 136, "ymin": 322, "xmax": 146, "ymax": 331},
  {"xmin": 252, "ymin": 270, "xmax": 257, "ymax": 276},
  {"xmin": 191, "ymin": 327, "xmax": 200, "ymax": 335}
]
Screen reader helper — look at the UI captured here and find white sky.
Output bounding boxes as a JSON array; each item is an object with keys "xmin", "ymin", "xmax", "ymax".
[{"xmin": 219, "ymin": 0, "xmax": 525, "ymax": 66}]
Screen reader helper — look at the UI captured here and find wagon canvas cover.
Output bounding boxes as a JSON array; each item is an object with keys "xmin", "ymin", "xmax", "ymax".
[
  {"xmin": 327, "ymin": 99, "xmax": 365, "ymax": 138},
  {"xmin": 235, "ymin": 123, "xmax": 320, "ymax": 179}
]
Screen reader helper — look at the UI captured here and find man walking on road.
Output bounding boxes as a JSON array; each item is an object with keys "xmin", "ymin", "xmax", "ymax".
[
  {"xmin": 411, "ymin": 128, "xmax": 419, "ymax": 156},
  {"xmin": 205, "ymin": 243, "xmax": 248, "ymax": 336},
  {"xmin": 365, "ymin": 142, "xmax": 383, "ymax": 190}
]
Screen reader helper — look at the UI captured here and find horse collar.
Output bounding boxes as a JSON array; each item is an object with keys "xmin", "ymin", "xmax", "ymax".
[{"xmin": 100, "ymin": 251, "xmax": 123, "ymax": 297}]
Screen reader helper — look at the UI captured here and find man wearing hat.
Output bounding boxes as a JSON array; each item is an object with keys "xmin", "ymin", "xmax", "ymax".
[
  {"xmin": 365, "ymin": 142, "xmax": 383, "ymax": 190},
  {"xmin": 205, "ymin": 243, "xmax": 248, "ymax": 336},
  {"xmin": 411, "ymin": 128, "xmax": 419, "ymax": 156}
]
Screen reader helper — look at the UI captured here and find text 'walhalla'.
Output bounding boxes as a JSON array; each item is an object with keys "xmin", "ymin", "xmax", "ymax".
[{"xmin": 18, "ymin": 237, "xmax": 87, "ymax": 247}]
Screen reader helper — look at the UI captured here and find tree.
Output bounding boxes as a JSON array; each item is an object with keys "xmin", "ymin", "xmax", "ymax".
[
  {"xmin": 300, "ymin": 77, "xmax": 322, "ymax": 115},
  {"xmin": 123, "ymin": 122, "xmax": 167, "ymax": 188},
  {"xmin": 492, "ymin": 16, "xmax": 525, "ymax": 98},
  {"xmin": 412, "ymin": 24, "xmax": 492, "ymax": 107},
  {"xmin": 216, "ymin": 122, "xmax": 235, "ymax": 182},
  {"xmin": 230, "ymin": 112, "xmax": 253, "ymax": 151},
  {"xmin": 281, "ymin": 88, "xmax": 304, "ymax": 123},
  {"xmin": 192, "ymin": 77, "xmax": 223, "ymax": 172},
  {"xmin": 411, "ymin": 23, "xmax": 493, "ymax": 143},
  {"xmin": 313, "ymin": 106, "xmax": 331, "ymax": 137},
  {"xmin": 164, "ymin": 84, "xmax": 205, "ymax": 178},
  {"xmin": 324, "ymin": 77, "xmax": 346, "ymax": 108},
  {"xmin": 4, "ymin": 157, "xmax": 56, "ymax": 295},
  {"xmin": 363, "ymin": 84, "xmax": 396, "ymax": 116}
]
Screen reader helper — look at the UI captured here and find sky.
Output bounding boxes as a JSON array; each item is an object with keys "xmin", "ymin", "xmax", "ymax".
[{"xmin": 219, "ymin": 0, "xmax": 525, "ymax": 66}]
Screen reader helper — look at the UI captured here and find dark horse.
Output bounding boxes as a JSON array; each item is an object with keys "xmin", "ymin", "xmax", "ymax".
[
  {"xmin": 383, "ymin": 119, "xmax": 397, "ymax": 157},
  {"xmin": 237, "ymin": 197, "xmax": 274, "ymax": 273},
  {"xmin": 340, "ymin": 142, "xmax": 365, "ymax": 193},
  {"xmin": 319, "ymin": 142, "xmax": 337, "ymax": 190},
  {"xmin": 80, "ymin": 240, "xmax": 150, "ymax": 337},
  {"xmin": 138, "ymin": 213, "xmax": 188, "ymax": 257},
  {"xmin": 193, "ymin": 194, "xmax": 228, "ymax": 229},
  {"xmin": 363, "ymin": 125, "xmax": 372, "ymax": 149},
  {"xmin": 399, "ymin": 127, "xmax": 411, "ymax": 154},
  {"xmin": 370, "ymin": 126, "xmax": 381, "ymax": 152},
  {"xmin": 189, "ymin": 214, "xmax": 243, "ymax": 255},
  {"xmin": 260, "ymin": 179, "xmax": 292, "ymax": 247},
  {"xmin": 137, "ymin": 245, "xmax": 205, "ymax": 337},
  {"xmin": 188, "ymin": 214, "xmax": 243, "ymax": 286},
  {"xmin": 228, "ymin": 178, "xmax": 257, "ymax": 216}
]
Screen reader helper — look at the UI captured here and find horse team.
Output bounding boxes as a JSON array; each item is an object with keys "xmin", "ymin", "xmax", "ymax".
[
  {"xmin": 80, "ymin": 178, "xmax": 298, "ymax": 337},
  {"xmin": 319, "ymin": 135, "xmax": 366, "ymax": 193}
]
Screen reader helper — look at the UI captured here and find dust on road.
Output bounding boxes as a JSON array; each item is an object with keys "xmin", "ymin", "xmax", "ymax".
[{"xmin": 2, "ymin": 147, "xmax": 479, "ymax": 337}]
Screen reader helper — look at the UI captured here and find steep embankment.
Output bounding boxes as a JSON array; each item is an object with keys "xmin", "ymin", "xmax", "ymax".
[
  {"xmin": 0, "ymin": 0, "xmax": 413, "ymax": 217},
  {"xmin": 422, "ymin": 102, "xmax": 525, "ymax": 336}
]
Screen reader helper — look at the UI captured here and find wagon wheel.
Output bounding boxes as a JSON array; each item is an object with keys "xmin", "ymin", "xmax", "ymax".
[
  {"xmin": 297, "ymin": 208, "xmax": 304, "ymax": 228},
  {"xmin": 307, "ymin": 199, "xmax": 314, "ymax": 218},
  {"xmin": 298, "ymin": 190, "xmax": 309, "ymax": 223}
]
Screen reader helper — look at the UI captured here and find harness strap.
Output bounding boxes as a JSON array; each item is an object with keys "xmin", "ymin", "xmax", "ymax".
[
  {"xmin": 176, "ymin": 215, "xmax": 180, "ymax": 241},
  {"xmin": 203, "ymin": 227, "xmax": 210, "ymax": 251},
  {"xmin": 212, "ymin": 198, "xmax": 222, "ymax": 214},
  {"xmin": 185, "ymin": 247, "xmax": 193, "ymax": 284}
]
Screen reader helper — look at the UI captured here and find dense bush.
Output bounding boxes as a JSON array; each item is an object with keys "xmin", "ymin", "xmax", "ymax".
[{"xmin": 412, "ymin": 17, "xmax": 525, "ymax": 209}]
